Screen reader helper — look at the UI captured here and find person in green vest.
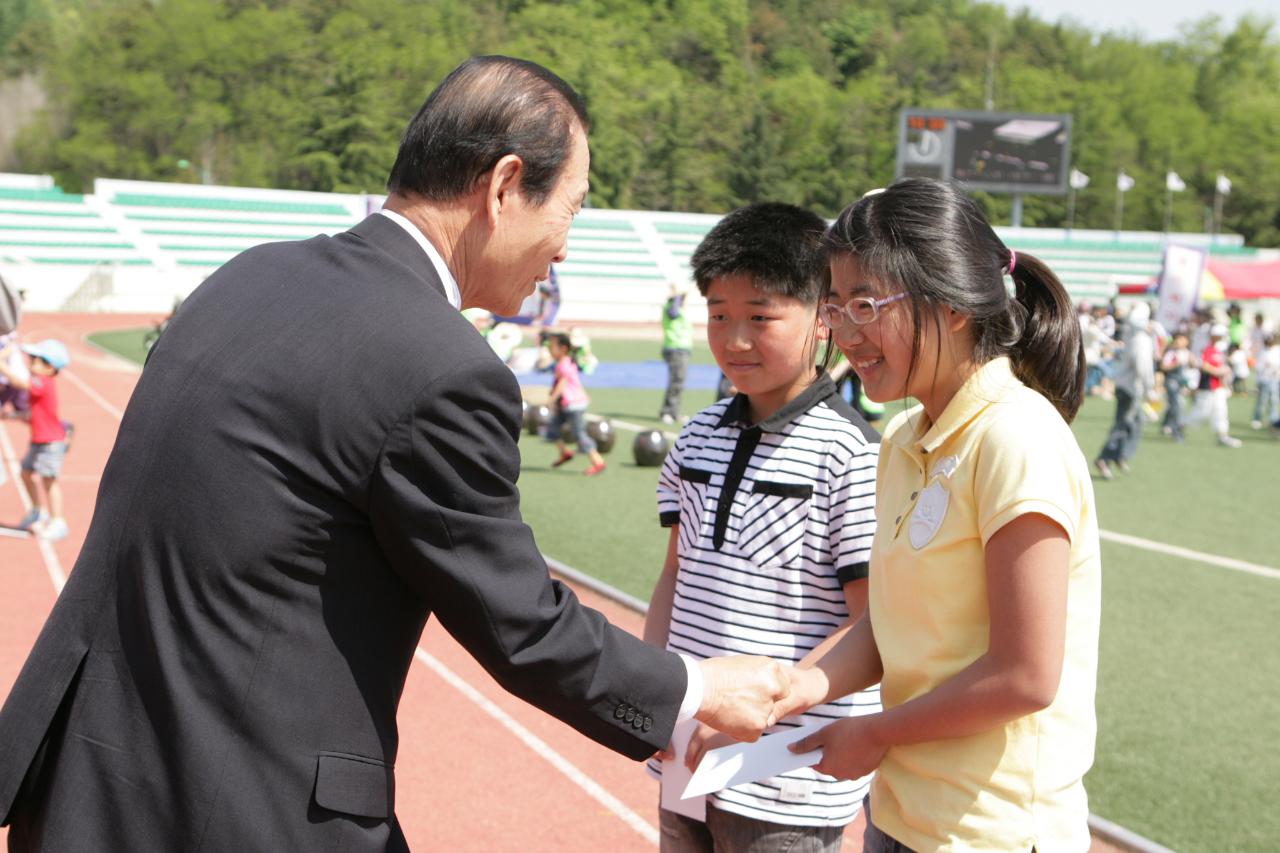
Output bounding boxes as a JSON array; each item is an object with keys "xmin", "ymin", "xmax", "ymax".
[
  {"xmin": 1227, "ymin": 302, "xmax": 1246, "ymax": 348},
  {"xmin": 659, "ymin": 282, "xmax": 694, "ymax": 424}
]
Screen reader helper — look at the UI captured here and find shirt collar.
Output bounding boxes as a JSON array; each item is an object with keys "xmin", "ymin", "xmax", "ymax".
[
  {"xmin": 717, "ymin": 372, "xmax": 838, "ymax": 433},
  {"xmin": 376, "ymin": 208, "xmax": 462, "ymax": 309},
  {"xmin": 895, "ymin": 357, "xmax": 1020, "ymax": 455}
]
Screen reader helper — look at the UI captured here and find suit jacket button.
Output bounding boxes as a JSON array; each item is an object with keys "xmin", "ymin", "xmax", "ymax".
[
  {"xmin": 625, "ymin": 709, "xmax": 636, "ymax": 723},
  {"xmin": 614, "ymin": 705, "xmax": 627, "ymax": 720},
  {"xmin": 631, "ymin": 716, "xmax": 644, "ymax": 729},
  {"xmin": 642, "ymin": 717, "xmax": 653, "ymax": 732}
]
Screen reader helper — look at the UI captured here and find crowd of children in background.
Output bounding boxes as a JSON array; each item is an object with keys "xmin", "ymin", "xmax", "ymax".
[{"xmin": 1083, "ymin": 298, "xmax": 1277, "ymax": 479}]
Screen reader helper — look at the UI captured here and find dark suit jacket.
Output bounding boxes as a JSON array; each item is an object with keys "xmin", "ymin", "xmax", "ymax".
[{"xmin": 0, "ymin": 215, "xmax": 685, "ymax": 851}]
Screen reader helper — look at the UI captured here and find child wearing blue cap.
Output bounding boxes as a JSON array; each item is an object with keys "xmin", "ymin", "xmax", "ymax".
[{"xmin": 0, "ymin": 337, "xmax": 72, "ymax": 540}]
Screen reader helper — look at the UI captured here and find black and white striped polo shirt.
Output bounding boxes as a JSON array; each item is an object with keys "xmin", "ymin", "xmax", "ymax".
[{"xmin": 650, "ymin": 373, "xmax": 881, "ymax": 827}]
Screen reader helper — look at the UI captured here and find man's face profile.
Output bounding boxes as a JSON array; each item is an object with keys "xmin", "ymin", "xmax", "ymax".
[{"xmin": 482, "ymin": 123, "xmax": 590, "ymax": 316}]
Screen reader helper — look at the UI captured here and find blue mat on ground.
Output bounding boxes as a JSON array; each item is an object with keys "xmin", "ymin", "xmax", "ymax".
[{"xmin": 515, "ymin": 361, "xmax": 721, "ymax": 391}]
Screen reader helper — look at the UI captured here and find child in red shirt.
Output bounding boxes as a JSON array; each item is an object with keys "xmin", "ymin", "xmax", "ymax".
[
  {"xmin": 1187, "ymin": 324, "xmax": 1241, "ymax": 448},
  {"xmin": 0, "ymin": 338, "xmax": 72, "ymax": 539}
]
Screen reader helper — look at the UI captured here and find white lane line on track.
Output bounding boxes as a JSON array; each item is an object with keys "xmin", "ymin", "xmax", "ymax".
[
  {"xmin": 62, "ymin": 368, "xmax": 127, "ymax": 422},
  {"xmin": 45, "ymin": 347, "xmax": 663, "ymax": 844},
  {"xmin": 412, "ymin": 647, "xmax": 660, "ymax": 846},
  {"xmin": 0, "ymin": 423, "xmax": 67, "ymax": 593},
  {"xmin": 1099, "ymin": 529, "xmax": 1280, "ymax": 581},
  {"xmin": 59, "ymin": 341, "xmax": 1277, "ymax": 849}
]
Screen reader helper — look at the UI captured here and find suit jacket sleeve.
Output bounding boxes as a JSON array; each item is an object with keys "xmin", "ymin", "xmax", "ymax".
[{"xmin": 367, "ymin": 352, "xmax": 686, "ymax": 759}]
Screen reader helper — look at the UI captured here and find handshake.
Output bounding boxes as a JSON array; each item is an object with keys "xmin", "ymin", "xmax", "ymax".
[{"xmin": 692, "ymin": 655, "xmax": 825, "ymax": 742}]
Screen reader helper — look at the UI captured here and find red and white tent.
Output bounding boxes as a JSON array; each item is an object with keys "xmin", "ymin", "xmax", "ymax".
[{"xmin": 1119, "ymin": 258, "xmax": 1280, "ymax": 301}]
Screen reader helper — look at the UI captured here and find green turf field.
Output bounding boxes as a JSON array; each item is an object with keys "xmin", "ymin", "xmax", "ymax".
[
  {"xmin": 88, "ymin": 327, "xmax": 156, "ymax": 366},
  {"xmin": 91, "ymin": 328, "xmax": 1280, "ymax": 851},
  {"xmin": 581, "ymin": 336, "xmax": 719, "ymax": 366}
]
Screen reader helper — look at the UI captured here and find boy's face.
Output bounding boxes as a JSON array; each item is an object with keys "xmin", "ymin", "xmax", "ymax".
[
  {"xmin": 705, "ymin": 273, "xmax": 823, "ymax": 419},
  {"xmin": 29, "ymin": 356, "xmax": 55, "ymax": 376}
]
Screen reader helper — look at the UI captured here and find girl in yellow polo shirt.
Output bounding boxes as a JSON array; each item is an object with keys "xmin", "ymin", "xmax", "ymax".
[{"xmin": 787, "ymin": 178, "xmax": 1100, "ymax": 852}]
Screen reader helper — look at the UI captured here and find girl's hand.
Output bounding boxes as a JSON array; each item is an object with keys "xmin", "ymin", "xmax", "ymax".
[
  {"xmin": 788, "ymin": 715, "xmax": 888, "ymax": 781},
  {"xmin": 771, "ymin": 665, "xmax": 828, "ymax": 721},
  {"xmin": 684, "ymin": 723, "xmax": 733, "ymax": 772}
]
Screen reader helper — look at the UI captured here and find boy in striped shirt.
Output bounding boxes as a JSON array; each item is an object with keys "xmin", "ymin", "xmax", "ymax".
[{"xmin": 643, "ymin": 203, "xmax": 881, "ymax": 851}]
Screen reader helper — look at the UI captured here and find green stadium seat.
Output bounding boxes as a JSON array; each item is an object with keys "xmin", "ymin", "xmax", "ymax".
[{"xmin": 112, "ymin": 193, "xmax": 352, "ymax": 216}]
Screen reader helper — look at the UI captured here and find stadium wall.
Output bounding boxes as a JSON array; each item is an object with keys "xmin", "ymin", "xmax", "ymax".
[{"xmin": 0, "ymin": 173, "xmax": 1265, "ymax": 322}]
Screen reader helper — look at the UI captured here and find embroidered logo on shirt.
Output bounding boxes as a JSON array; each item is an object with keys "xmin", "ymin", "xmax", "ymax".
[{"xmin": 909, "ymin": 455, "xmax": 959, "ymax": 549}]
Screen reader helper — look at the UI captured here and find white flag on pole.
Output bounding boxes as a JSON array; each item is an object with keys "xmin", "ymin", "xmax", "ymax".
[
  {"xmin": 1166, "ymin": 171, "xmax": 1186, "ymax": 192},
  {"xmin": 1216, "ymin": 173, "xmax": 1232, "ymax": 195},
  {"xmin": 1117, "ymin": 171, "xmax": 1135, "ymax": 192},
  {"xmin": 1069, "ymin": 168, "xmax": 1090, "ymax": 190}
]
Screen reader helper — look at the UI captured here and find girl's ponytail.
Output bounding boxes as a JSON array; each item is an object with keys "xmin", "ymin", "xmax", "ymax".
[{"xmin": 1006, "ymin": 250, "xmax": 1085, "ymax": 422}]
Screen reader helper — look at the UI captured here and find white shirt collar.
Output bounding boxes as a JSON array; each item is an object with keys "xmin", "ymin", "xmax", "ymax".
[{"xmin": 375, "ymin": 208, "xmax": 462, "ymax": 310}]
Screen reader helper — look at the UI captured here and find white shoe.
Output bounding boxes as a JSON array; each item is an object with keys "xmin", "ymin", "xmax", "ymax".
[
  {"xmin": 1251, "ymin": 420, "xmax": 1263, "ymax": 430},
  {"xmin": 16, "ymin": 507, "xmax": 48, "ymax": 530},
  {"xmin": 38, "ymin": 518, "xmax": 69, "ymax": 541},
  {"xmin": 1218, "ymin": 436, "xmax": 1243, "ymax": 449},
  {"xmin": 660, "ymin": 414, "xmax": 675, "ymax": 425}
]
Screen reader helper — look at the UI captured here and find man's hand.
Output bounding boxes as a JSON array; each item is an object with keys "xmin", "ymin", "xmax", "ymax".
[{"xmin": 695, "ymin": 655, "xmax": 790, "ymax": 742}]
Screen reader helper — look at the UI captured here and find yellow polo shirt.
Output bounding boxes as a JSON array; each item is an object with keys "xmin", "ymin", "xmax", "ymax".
[{"xmin": 869, "ymin": 357, "xmax": 1100, "ymax": 852}]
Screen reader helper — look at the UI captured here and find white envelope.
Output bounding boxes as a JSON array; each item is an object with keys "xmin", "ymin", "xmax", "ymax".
[
  {"xmin": 681, "ymin": 723, "xmax": 824, "ymax": 799},
  {"xmin": 661, "ymin": 718, "xmax": 707, "ymax": 821}
]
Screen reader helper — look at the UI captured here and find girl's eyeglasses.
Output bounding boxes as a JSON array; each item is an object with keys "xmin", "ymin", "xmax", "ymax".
[{"xmin": 818, "ymin": 292, "xmax": 906, "ymax": 329}]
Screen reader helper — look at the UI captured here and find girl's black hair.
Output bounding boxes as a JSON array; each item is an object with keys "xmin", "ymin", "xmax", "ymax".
[{"xmin": 823, "ymin": 178, "xmax": 1085, "ymax": 421}]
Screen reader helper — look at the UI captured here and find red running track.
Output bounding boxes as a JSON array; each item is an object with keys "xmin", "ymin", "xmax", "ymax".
[
  {"xmin": 0, "ymin": 313, "xmax": 866, "ymax": 850},
  {"xmin": 1, "ymin": 314, "xmax": 1125, "ymax": 852}
]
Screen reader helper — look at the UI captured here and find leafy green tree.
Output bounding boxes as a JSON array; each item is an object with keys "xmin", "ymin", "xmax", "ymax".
[{"xmin": 9, "ymin": 0, "xmax": 1278, "ymax": 245}]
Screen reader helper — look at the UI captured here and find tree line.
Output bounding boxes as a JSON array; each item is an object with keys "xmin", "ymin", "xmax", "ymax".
[{"xmin": 3, "ymin": 0, "xmax": 1278, "ymax": 245}]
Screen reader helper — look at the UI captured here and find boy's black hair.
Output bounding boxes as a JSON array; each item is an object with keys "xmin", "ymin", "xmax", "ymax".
[{"xmin": 690, "ymin": 202, "xmax": 828, "ymax": 303}]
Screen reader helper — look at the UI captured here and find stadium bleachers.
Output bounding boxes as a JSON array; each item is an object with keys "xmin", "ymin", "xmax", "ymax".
[
  {"xmin": 0, "ymin": 180, "xmax": 150, "ymax": 268},
  {"xmin": 95, "ymin": 178, "xmax": 365, "ymax": 275},
  {"xmin": 0, "ymin": 171, "xmax": 1266, "ymax": 317}
]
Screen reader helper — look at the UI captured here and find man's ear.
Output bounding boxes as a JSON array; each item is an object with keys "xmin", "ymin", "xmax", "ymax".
[{"xmin": 485, "ymin": 154, "xmax": 524, "ymax": 225}]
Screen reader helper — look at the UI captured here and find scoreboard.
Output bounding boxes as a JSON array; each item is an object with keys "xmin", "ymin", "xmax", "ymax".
[{"xmin": 897, "ymin": 109, "xmax": 1073, "ymax": 195}]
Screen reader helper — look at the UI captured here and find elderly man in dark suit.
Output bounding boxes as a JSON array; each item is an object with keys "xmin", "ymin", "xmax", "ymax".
[{"xmin": 0, "ymin": 56, "xmax": 792, "ymax": 851}]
